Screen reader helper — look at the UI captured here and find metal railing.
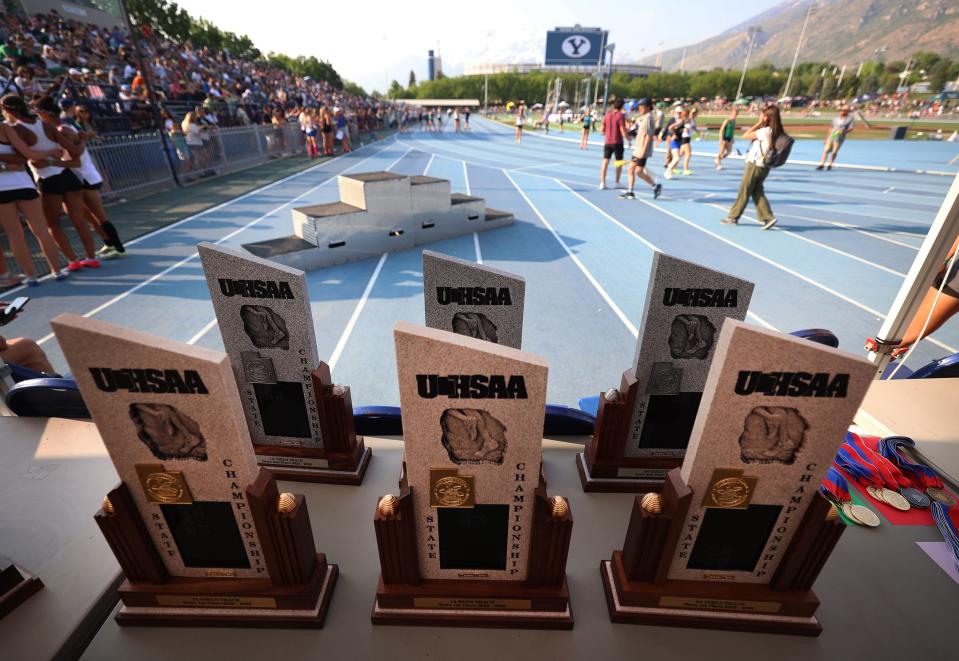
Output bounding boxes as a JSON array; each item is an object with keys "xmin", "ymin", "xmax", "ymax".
[{"xmin": 87, "ymin": 123, "xmax": 310, "ymax": 197}]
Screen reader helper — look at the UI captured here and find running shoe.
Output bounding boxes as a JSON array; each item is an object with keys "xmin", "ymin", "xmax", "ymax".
[
  {"xmin": 618, "ymin": 191, "xmax": 636, "ymax": 200},
  {"xmin": 716, "ymin": 164, "xmax": 723, "ymax": 171},
  {"xmin": 720, "ymin": 218, "xmax": 738, "ymax": 225},
  {"xmin": 664, "ymin": 170, "xmax": 673, "ymax": 180},
  {"xmin": 66, "ymin": 260, "xmax": 84, "ymax": 271},
  {"xmin": 55, "ymin": 270, "xmax": 70, "ymax": 281},
  {"xmin": 25, "ymin": 276, "xmax": 38, "ymax": 287},
  {"xmin": 599, "ymin": 181, "xmax": 606, "ymax": 190},
  {"xmin": 815, "ymin": 165, "xmax": 824, "ymax": 171},
  {"xmin": 653, "ymin": 183, "xmax": 662, "ymax": 199},
  {"xmin": 97, "ymin": 245, "xmax": 119, "ymax": 260},
  {"xmin": 681, "ymin": 170, "xmax": 693, "ymax": 176},
  {"xmin": 81, "ymin": 258, "xmax": 101, "ymax": 269},
  {"xmin": 826, "ymin": 165, "xmax": 832, "ymax": 171},
  {"xmin": 762, "ymin": 218, "xmax": 778, "ymax": 230},
  {"xmin": 102, "ymin": 222, "xmax": 125, "ymax": 253}
]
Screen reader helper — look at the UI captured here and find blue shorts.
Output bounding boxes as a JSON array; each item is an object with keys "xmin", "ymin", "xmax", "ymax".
[
  {"xmin": 669, "ymin": 139, "xmax": 681, "ymax": 150},
  {"xmin": 306, "ymin": 129, "xmax": 317, "ymax": 137}
]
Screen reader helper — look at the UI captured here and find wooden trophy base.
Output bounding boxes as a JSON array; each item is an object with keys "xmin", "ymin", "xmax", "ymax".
[
  {"xmin": 601, "ymin": 554, "xmax": 822, "ymax": 636},
  {"xmin": 255, "ymin": 438, "xmax": 371, "ymax": 485},
  {"xmin": 576, "ymin": 452, "xmax": 675, "ymax": 493},
  {"xmin": 0, "ymin": 564, "xmax": 43, "ymax": 620},
  {"xmin": 115, "ymin": 555, "xmax": 337, "ymax": 629},
  {"xmin": 371, "ymin": 575, "xmax": 573, "ymax": 630}
]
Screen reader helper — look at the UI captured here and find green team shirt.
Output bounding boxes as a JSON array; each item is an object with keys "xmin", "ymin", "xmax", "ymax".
[{"xmin": 722, "ymin": 119, "xmax": 736, "ymax": 141}]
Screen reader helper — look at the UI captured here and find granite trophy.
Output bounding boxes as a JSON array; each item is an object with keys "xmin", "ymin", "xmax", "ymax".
[
  {"xmin": 422, "ymin": 250, "xmax": 526, "ymax": 349},
  {"xmin": 578, "ymin": 253, "xmax": 754, "ymax": 492},
  {"xmin": 371, "ymin": 322, "xmax": 573, "ymax": 629},
  {"xmin": 198, "ymin": 243, "xmax": 370, "ymax": 484},
  {"xmin": 51, "ymin": 315, "xmax": 337, "ymax": 627},
  {"xmin": 601, "ymin": 320, "xmax": 874, "ymax": 635},
  {"xmin": 0, "ymin": 555, "xmax": 42, "ymax": 619}
]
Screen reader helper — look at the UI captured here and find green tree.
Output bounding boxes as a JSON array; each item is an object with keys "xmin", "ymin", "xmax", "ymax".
[{"xmin": 408, "ymin": 70, "xmax": 417, "ymax": 88}]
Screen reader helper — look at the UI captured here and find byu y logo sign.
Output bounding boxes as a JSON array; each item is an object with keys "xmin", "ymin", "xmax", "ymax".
[
  {"xmin": 561, "ymin": 35, "xmax": 591, "ymax": 58},
  {"xmin": 545, "ymin": 27, "xmax": 607, "ymax": 66}
]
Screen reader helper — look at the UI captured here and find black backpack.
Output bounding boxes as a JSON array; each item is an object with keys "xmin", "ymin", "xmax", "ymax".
[{"xmin": 762, "ymin": 132, "xmax": 794, "ymax": 168}]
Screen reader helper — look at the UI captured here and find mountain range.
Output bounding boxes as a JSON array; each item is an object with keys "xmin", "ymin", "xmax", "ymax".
[{"xmin": 642, "ymin": 0, "xmax": 959, "ymax": 72}]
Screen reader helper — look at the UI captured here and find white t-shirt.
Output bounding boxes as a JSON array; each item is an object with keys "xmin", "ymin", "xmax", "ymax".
[{"xmin": 746, "ymin": 126, "xmax": 771, "ymax": 167}]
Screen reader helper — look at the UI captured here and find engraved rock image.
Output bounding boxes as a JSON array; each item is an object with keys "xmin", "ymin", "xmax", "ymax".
[
  {"xmin": 440, "ymin": 408, "xmax": 508, "ymax": 464},
  {"xmin": 739, "ymin": 406, "xmax": 808, "ymax": 465},
  {"xmin": 451, "ymin": 312, "xmax": 498, "ymax": 343},
  {"xmin": 668, "ymin": 314, "xmax": 716, "ymax": 360},
  {"xmin": 129, "ymin": 403, "xmax": 207, "ymax": 461},
  {"xmin": 240, "ymin": 305, "xmax": 290, "ymax": 350}
]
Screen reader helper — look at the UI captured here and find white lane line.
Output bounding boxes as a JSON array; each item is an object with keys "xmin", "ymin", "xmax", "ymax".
[
  {"xmin": 187, "ymin": 318, "xmax": 218, "ymax": 345},
  {"xmin": 463, "ymin": 161, "xmax": 482, "ymax": 263},
  {"xmin": 503, "ymin": 169, "xmax": 638, "ymax": 338},
  {"xmin": 637, "ymin": 198, "xmax": 887, "ymax": 320},
  {"xmin": 37, "ymin": 142, "xmax": 395, "ymax": 345},
  {"xmin": 509, "ymin": 161, "xmax": 574, "ymax": 173},
  {"xmin": 328, "ymin": 252, "xmax": 388, "ymax": 371},
  {"xmin": 385, "ymin": 146, "xmax": 413, "ymax": 171},
  {"xmin": 773, "ymin": 211, "xmax": 921, "ymax": 250},
  {"xmin": 706, "ymin": 202, "xmax": 907, "ymax": 278},
  {"xmin": 424, "ymin": 153, "xmax": 436, "ymax": 175},
  {"xmin": 883, "ymin": 186, "xmax": 895, "ymax": 193},
  {"xmin": 554, "ymin": 179, "xmax": 659, "ymax": 253},
  {"xmin": 747, "ymin": 311, "xmax": 779, "ymax": 331}
]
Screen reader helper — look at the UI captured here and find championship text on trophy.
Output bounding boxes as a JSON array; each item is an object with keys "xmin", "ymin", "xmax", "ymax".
[
  {"xmin": 51, "ymin": 315, "xmax": 337, "ymax": 628},
  {"xmin": 0, "ymin": 555, "xmax": 42, "ymax": 619},
  {"xmin": 371, "ymin": 322, "xmax": 573, "ymax": 629},
  {"xmin": 578, "ymin": 253, "xmax": 754, "ymax": 492},
  {"xmin": 422, "ymin": 250, "xmax": 526, "ymax": 349},
  {"xmin": 199, "ymin": 243, "xmax": 370, "ymax": 484},
  {"xmin": 601, "ymin": 320, "xmax": 873, "ymax": 635}
]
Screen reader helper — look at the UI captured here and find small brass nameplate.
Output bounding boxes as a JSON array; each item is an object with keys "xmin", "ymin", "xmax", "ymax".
[
  {"xmin": 258, "ymin": 455, "xmax": 330, "ymax": 469},
  {"xmin": 659, "ymin": 596, "xmax": 781, "ymax": 614},
  {"xmin": 205, "ymin": 568, "xmax": 236, "ymax": 578},
  {"xmin": 413, "ymin": 598, "xmax": 532, "ymax": 611},
  {"xmin": 702, "ymin": 468, "xmax": 758, "ymax": 509},
  {"xmin": 135, "ymin": 464, "xmax": 193, "ymax": 504},
  {"xmin": 429, "ymin": 468, "xmax": 475, "ymax": 508},
  {"xmin": 155, "ymin": 595, "xmax": 277, "ymax": 608}
]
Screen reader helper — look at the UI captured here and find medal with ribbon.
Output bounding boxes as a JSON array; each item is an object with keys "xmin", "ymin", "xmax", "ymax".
[
  {"xmin": 847, "ymin": 433, "xmax": 914, "ymax": 510},
  {"xmin": 932, "ymin": 502, "xmax": 959, "ymax": 573},
  {"xmin": 878, "ymin": 436, "xmax": 956, "ymax": 507},
  {"xmin": 820, "ymin": 466, "xmax": 880, "ymax": 527},
  {"xmin": 837, "ymin": 434, "xmax": 910, "ymax": 511}
]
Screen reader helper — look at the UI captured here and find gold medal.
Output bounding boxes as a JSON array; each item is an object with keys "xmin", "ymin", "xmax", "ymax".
[
  {"xmin": 842, "ymin": 502, "xmax": 880, "ymax": 527},
  {"xmin": 927, "ymin": 487, "xmax": 957, "ymax": 506},
  {"xmin": 880, "ymin": 488, "xmax": 910, "ymax": 511}
]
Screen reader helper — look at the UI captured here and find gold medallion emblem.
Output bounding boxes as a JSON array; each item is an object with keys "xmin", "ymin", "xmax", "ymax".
[
  {"xmin": 702, "ymin": 468, "xmax": 757, "ymax": 509},
  {"xmin": 429, "ymin": 468, "xmax": 475, "ymax": 508},
  {"xmin": 135, "ymin": 464, "xmax": 193, "ymax": 504}
]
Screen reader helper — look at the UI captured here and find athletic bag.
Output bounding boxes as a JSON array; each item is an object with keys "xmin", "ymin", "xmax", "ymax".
[{"xmin": 762, "ymin": 132, "xmax": 794, "ymax": 168}]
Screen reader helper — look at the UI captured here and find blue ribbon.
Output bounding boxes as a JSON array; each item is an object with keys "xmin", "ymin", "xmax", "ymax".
[
  {"xmin": 931, "ymin": 502, "xmax": 959, "ymax": 573},
  {"xmin": 878, "ymin": 436, "xmax": 940, "ymax": 485}
]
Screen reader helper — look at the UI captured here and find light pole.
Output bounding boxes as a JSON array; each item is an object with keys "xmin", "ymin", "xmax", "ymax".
[
  {"xmin": 783, "ymin": 3, "xmax": 814, "ymax": 99},
  {"xmin": 735, "ymin": 26, "xmax": 761, "ymax": 102},
  {"xmin": 601, "ymin": 43, "xmax": 616, "ymax": 117}
]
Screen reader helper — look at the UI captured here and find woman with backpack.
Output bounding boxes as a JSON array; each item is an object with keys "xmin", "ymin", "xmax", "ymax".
[{"xmin": 721, "ymin": 105, "xmax": 784, "ymax": 230}]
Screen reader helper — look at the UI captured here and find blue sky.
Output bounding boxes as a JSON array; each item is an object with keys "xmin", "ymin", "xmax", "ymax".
[{"xmin": 176, "ymin": 0, "xmax": 784, "ymax": 93}]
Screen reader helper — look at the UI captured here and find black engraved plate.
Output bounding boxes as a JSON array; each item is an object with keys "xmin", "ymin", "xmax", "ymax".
[
  {"xmin": 160, "ymin": 501, "xmax": 251, "ymax": 569},
  {"xmin": 438, "ymin": 504, "xmax": 509, "ymax": 571},
  {"xmin": 253, "ymin": 381, "xmax": 311, "ymax": 438},
  {"xmin": 638, "ymin": 393, "xmax": 703, "ymax": 450},
  {"xmin": 687, "ymin": 504, "xmax": 782, "ymax": 572}
]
